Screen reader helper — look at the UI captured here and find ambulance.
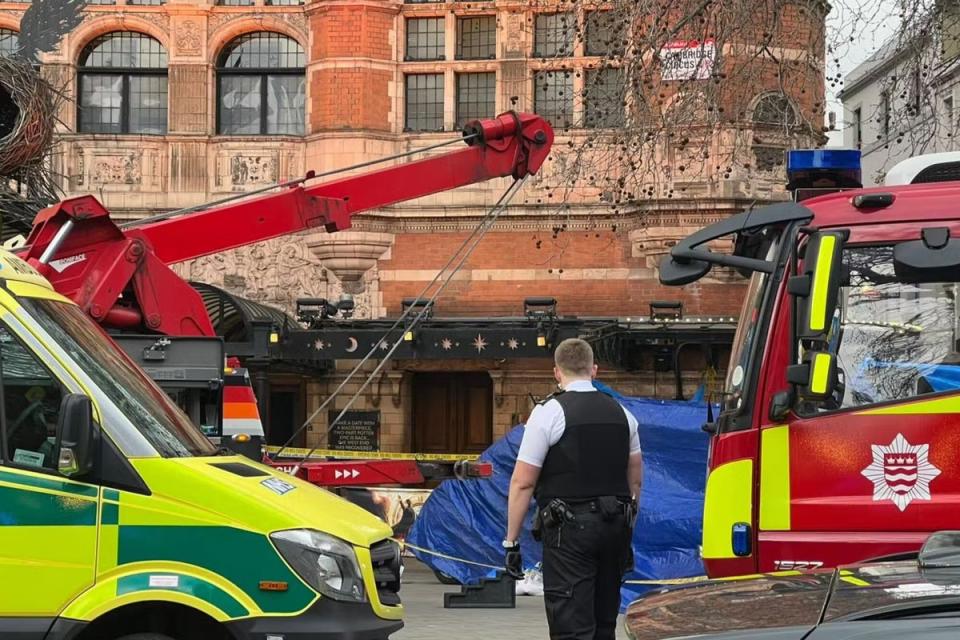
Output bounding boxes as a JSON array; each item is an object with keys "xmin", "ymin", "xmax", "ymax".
[{"xmin": 0, "ymin": 250, "xmax": 402, "ymax": 638}]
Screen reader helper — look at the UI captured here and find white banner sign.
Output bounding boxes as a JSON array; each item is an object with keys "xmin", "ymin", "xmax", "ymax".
[{"xmin": 660, "ymin": 39, "xmax": 716, "ymax": 81}]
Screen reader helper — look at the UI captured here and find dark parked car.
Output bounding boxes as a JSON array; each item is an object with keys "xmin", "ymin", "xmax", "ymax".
[{"xmin": 625, "ymin": 531, "xmax": 960, "ymax": 640}]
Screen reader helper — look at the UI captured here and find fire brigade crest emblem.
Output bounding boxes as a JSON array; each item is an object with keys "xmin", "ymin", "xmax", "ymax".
[{"xmin": 861, "ymin": 433, "xmax": 941, "ymax": 512}]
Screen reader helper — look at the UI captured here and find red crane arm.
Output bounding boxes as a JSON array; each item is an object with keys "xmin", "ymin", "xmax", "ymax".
[
  {"xmin": 143, "ymin": 112, "xmax": 552, "ymax": 265},
  {"xmin": 17, "ymin": 112, "xmax": 553, "ymax": 336}
]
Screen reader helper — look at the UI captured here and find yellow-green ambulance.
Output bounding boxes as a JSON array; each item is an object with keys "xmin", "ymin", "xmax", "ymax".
[{"xmin": 0, "ymin": 250, "xmax": 403, "ymax": 639}]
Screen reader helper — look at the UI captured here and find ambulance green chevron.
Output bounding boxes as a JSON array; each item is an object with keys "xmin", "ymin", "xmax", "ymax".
[{"xmin": 0, "ymin": 249, "xmax": 403, "ymax": 639}]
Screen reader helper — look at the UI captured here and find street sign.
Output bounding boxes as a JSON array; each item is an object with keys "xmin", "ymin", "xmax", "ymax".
[{"xmin": 660, "ymin": 39, "xmax": 716, "ymax": 81}]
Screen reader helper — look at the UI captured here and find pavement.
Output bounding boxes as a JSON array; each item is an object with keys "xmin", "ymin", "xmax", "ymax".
[{"xmin": 393, "ymin": 559, "xmax": 630, "ymax": 640}]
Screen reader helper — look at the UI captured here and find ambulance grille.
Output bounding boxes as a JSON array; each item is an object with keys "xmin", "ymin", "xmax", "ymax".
[{"xmin": 370, "ymin": 539, "xmax": 402, "ymax": 606}]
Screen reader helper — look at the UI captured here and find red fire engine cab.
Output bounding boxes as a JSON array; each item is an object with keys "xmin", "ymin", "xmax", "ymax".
[{"xmin": 661, "ymin": 149, "xmax": 960, "ymax": 578}]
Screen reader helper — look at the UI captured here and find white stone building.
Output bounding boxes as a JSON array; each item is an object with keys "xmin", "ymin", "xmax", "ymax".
[{"xmin": 840, "ymin": 23, "xmax": 960, "ymax": 184}]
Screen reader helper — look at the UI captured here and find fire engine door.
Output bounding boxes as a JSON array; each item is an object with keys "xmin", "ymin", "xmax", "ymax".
[{"xmin": 760, "ymin": 236, "xmax": 960, "ymax": 571}]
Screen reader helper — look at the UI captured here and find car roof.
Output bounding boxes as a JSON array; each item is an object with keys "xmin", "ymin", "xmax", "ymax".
[{"xmin": 624, "ymin": 560, "xmax": 960, "ymax": 640}]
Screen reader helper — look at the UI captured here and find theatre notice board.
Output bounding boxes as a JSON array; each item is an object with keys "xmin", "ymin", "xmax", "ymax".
[{"xmin": 329, "ymin": 410, "xmax": 381, "ymax": 451}]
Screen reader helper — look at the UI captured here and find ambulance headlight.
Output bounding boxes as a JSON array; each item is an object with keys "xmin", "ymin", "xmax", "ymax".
[{"xmin": 271, "ymin": 529, "xmax": 366, "ymax": 602}]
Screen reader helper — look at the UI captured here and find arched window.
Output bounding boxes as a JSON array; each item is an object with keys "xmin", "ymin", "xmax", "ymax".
[
  {"xmin": 78, "ymin": 32, "xmax": 168, "ymax": 135},
  {"xmin": 0, "ymin": 28, "xmax": 19, "ymax": 57},
  {"xmin": 752, "ymin": 93, "xmax": 799, "ymax": 127},
  {"xmin": 217, "ymin": 32, "xmax": 305, "ymax": 136}
]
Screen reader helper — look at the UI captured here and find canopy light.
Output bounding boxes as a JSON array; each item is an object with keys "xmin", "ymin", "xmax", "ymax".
[
  {"xmin": 401, "ymin": 297, "xmax": 434, "ymax": 320},
  {"xmin": 524, "ymin": 297, "xmax": 557, "ymax": 321}
]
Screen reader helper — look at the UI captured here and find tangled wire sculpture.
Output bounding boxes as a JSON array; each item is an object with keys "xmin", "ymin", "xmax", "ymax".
[{"xmin": 0, "ymin": 56, "xmax": 65, "ymax": 241}]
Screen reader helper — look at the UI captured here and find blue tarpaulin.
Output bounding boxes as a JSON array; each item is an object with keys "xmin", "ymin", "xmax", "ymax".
[
  {"xmin": 851, "ymin": 358, "xmax": 960, "ymax": 398},
  {"xmin": 406, "ymin": 382, "xmax": 713, "ymax": 611}
]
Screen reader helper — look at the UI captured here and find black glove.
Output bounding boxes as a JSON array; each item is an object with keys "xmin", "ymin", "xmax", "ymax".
[{"xmin": 504, "ymin": 542, "xmax": 523, "ymax": 580}]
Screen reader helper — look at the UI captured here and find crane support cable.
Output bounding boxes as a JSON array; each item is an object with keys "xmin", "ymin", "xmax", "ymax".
[
  {"xmin": 278, "ymin": 177, "xmax": 526, "ymax": 471},
  {"xmin": 270, "ymin": 178, "xmax": 521, "ymax": 460},
  {"xmin": 120, "ymin": 133, "xmax": 479, "ymax": 230}
]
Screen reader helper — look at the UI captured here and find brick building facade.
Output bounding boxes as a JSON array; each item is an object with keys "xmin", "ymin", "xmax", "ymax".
[{"xmin": 0, "ymin": 0, "xmax": 826, "ymax": 453}]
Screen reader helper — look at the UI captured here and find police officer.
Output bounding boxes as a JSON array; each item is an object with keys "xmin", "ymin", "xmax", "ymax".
[{"xmin": 504, "ymin": 338, "xmax": 642, "ymax": 640}]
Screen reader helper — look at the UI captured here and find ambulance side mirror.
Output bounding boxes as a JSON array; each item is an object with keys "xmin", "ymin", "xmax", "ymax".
[
  {"xmin": 786, "ymin": 351, "xmax": 839, "ymax": 401},
  {"xmin": 55, "ymin": 394, "xmax": 98, "ymax": 478},
  {"xmin": 789, "ymin": 230, "xmax": 847, "ymax": 341}
]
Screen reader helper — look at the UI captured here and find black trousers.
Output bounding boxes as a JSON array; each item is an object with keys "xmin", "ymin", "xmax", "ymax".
[{"xmin": 541, "ymin": 507, "xmax": 633, "ymax": 640}]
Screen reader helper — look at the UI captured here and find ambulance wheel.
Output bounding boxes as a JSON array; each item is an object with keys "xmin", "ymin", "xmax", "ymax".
[
  {"xmin": 434, "ymin": 569, "xmax": 460, "ymax": 585},
  {"xmin": 114, "ymin": 634, "xmax": 177, "ymax": 640}
]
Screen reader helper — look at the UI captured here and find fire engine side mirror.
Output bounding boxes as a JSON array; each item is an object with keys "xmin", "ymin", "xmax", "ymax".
[
  {"xmin": 659, "ymin": 255, "xmax": 712, "ymax": 286},
  {"xmin": 789, "ymin": 231, "xmax": 846, "ymax": 341},
  {"xmin": 786, "ymin": 351, "xmax": 838, "ymax": 401}
]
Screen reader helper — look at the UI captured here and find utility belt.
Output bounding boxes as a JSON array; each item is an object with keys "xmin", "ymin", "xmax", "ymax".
[{"xmin": 532, "ymin": 496, "xmax": 636, "ymax": 541}]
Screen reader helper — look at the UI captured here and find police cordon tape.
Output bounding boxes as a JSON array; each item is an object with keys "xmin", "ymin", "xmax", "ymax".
[
  {"xmin": 392, "ymin": 538, "xmax": 769, "ymax": 585},
  {"xmin": 394, "ymin": 539, "xmax": 504, "ymax": 571},
  {"xmin": 393, "ymin": 541, "xmax": 875, "ymax": 591},
  {"xmin": 265, "ymin": 445, "xmax": 480, "ymax": 463}
]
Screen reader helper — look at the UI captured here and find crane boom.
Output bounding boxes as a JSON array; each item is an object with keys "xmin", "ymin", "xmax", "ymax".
[{"xmin": 17, "ymin": 112, "xmax": 553, "ymax": 336}]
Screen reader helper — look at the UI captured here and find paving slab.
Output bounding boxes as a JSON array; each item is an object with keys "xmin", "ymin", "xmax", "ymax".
[{"xmin": 394, "ymin": 560, "xmax": 629, "ymax": 640}]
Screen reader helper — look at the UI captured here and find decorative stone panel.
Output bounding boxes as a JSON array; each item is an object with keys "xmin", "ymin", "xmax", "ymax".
[
  {"xmin": 211, "ymin": 143, "xmax": 304, "ymax": 193},
  {"xmin": 71, "ymin": 141, "xmax": 165, "ymax": 192}
]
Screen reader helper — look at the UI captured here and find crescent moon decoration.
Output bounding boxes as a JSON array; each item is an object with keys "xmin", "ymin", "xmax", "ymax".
[{"xmin": 345, "ymin": 337, "xmax": 359, "ymax": 353}]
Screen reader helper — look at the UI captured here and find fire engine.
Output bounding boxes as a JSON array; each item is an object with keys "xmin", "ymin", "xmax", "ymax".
[
  {"xmin": 14, "ymin": 111, "xmax": 552, "ymax": 487},
  {"xmin": 660, "ymin": 149, "xmax": 960, "ymax": 578}
]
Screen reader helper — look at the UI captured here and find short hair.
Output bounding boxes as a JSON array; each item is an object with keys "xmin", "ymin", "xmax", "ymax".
[{"xmin": 554, "ymin": 338, "xmax": 594, "ymax": 377}]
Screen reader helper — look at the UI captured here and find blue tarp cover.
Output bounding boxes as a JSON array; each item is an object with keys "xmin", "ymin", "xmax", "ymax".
[{"xmin": 406, "ymin": 382, "xmax": 712, "ymax": 611}]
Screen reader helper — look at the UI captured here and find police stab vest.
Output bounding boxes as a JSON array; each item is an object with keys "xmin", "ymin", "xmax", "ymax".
[{"xmin": 535, "ymin": 390, "xmax": 631, "ymax": 504}]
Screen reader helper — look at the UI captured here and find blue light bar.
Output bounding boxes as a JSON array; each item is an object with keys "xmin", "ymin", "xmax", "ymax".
[
  {"xmin": 786, "ymin": 148, "xmax": 862, "ymax": 195},
  {"xmin": 787, "ymin": 149, "xmax": 861, "ymax": 172}
]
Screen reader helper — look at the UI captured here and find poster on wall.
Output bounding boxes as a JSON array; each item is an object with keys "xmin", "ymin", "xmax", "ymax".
[
  {"xmin": 339, "ymin": 487, "xmax": 432, "ymax": 545},
  {"xmin": 659, "ymin": 39, "xmax": 716, "ymax": 81},
  {"xmin": 328, "ymin": 410, "xmax": 381, "ymax": 451}
]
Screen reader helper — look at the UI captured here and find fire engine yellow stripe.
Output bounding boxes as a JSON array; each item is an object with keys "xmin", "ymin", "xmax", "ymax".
[
  {"xmin": 810, "ymin": 353, "xmax": 831, "ymax": 395},
  {"xmin": 759, "ymin": 426, "xmax": 791, "ymax": 531},
  {"xmin": 702, "ymin": 459, "xmax": 753, "ymax": 560},
  {"xmin": 857, "ymin": 394, "xmax": 960, "ymax": 415},
  {"xmin": 809, "ymin": 234, "xmax": 837, "ymax": 333}
]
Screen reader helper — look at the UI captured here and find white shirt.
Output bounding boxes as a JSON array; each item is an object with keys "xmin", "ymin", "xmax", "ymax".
[{"xmin": 517, "ymin": 379, "xmax": 641, "ymax": 468}]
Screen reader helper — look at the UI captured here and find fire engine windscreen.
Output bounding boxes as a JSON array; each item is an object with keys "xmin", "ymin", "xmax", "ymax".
[{"xmin": 801, "ymin": 245, "xmax": 960, "ymax": 413}]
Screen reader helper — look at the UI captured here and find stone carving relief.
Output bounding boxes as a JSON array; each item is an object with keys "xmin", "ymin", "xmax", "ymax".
[
  {"xmin": 175, "ymin": 19, "xmax": 202, "ymax": 55},
  {"xmin": 91, "ymin": 151, "xmax": 143, "ymax": 185},
  {"xmin": 174, "ymin": 235, "xmax": 379, "ymax": 320},
  {"xmin": 208, "ymin": 12, "xmax": 307, "ymax": 43},
  {"xmin": 272, "ymin": 12, "xmax": 308, "ymax": 41},
  {"xmin": 213, "ymin": 146, "xmax": 302, "ymax": 192},
  {"xmin": 75, "ymin": 145, "xmax": 164, "ymax": 190},
  {"xmin": 130, "ymin": 12, "xmax": 170, "ymax": 33},
  {"xmin": 230, "ymin": 155, "xmax": 277, "ymax": 187}
]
